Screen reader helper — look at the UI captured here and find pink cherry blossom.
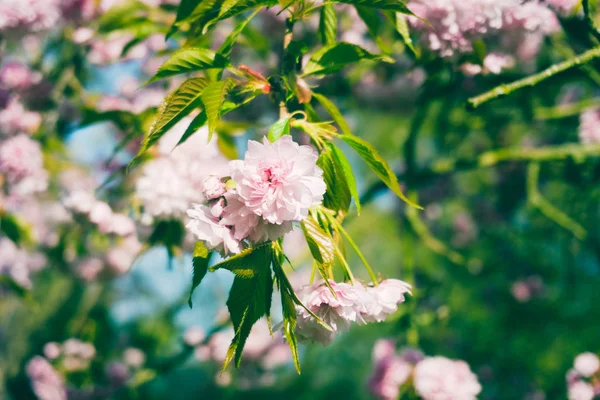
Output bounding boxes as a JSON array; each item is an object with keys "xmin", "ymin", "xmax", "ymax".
[
  {"xmin": 369, "ymin": 355, "xmax": 412, "ymax": 400},
  {"xmin": 569, "ymin": 381, "xmax": 595, "ymax": 400},
  {"xmin": 579, "ymin": 109, "xmax": 600, "ymax": 145},
  {"xmin": 0, "ymin": 134, "xmax": 48, "ymax": 195},
  {"xmin": 0, "ymin": 61, "xmax": 41, "ymax": 90},
  {"xmin": 186, "ymin": 203, "xmax": 241, "ymax": 255},
  {"xmin": 0, "ymin": 99, "xmax": 42, "ymax": 135},
  {"xmin": 413, "ymin": 356, "xmax": 482, "ymax": 400},
  {"xmin": 364, "ymin": 279, "xmax": 412, "ymax": 323},
  {"xmin": 229, "ymin": 136, "xmax": 326, "ymax": 225},
  {"xmin": 203, "ymin": 176, "xmax": 227, "ymax": 199}
]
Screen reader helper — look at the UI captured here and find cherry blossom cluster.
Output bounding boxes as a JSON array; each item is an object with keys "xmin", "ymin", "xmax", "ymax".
[
  {"xmin": 408, "ymin": 0, "xmax": 559, "ymax": 65},
  {"xmin": 0, "ymin": 237, "xmax": 46, "ymax": 289},
  {"xmin": 0, "ymin": 134, "xmax": 48, "ymax": 197},
  {"xmin": 184, "ymin": 320, "xmax": 292, "ymax": 388},
  {"xmin": 567, "ymin": 352, "xmax": 600, "ymax": 400},
  {"xmin": 579, "ymin": 109, "xmax": 600, "ymax": 145},
  {"xmin": 294, "ymin": 279, "xmax": 412, "ymax": 344},
  {"xmin": 368, "ymin": 340, "xmax": 482, "ymax": 400},
  {"xmin": 28, "ymin": 339, "xmax": 147, "ymax": 400},
  {"xmin": 186, "ymin": 135, "xmax": 326, "ymax": 255}
]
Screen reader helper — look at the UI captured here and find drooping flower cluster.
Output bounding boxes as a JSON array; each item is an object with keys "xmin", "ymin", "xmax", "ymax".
[
  {"xmin": 408, "ymin": 0, "xmax": 559, "ymax": 61},
  {"xmin": 294, "ymin": 279, "xmax": 412, "ymax": 344},
  {"xmin": 566, "ymin": 352, "xmax": 600, "ymax": 400},
  {"xmin": 579, "ymin": 109, "xmax": 600, "ymax": 145},
  {"xmin": 186, "ymin": 136, "xmax": 326, "ymax": 255},
  {"xmin": 368, "ymin": 340, "xmax": 482, "ymax": 400},
  {"xmin": 0, "ymin": 134, "xmax": 48, "ymax": 196},
  {"xmin": 135, "ymin": 121, "xmax": 230, "ymax": 223}
]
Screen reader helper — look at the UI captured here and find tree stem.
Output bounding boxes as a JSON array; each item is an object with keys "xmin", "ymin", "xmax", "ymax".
[
  {"xmin": 467, "ymin": 46, "xmax": 600, "ymax": 109},
  {"xmin": 280, "ymin": 18, "xmax": 295, "ymax": 119}
]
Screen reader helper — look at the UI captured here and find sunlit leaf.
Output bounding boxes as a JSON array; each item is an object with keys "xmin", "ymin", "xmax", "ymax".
[
  {"xmin": 188, "ymin": 242, "xmax": 211, "ymax": 307},
  {"xmin": 319, "ymin": 4, "xmax": 337, "ymax": 45},
  {"xmin": 148, "ymin": 48, "xmax": 230, "ymax": 83},
  {"xmin": 201, "ymin": 79, "xmax": 236, "ymax": 138},
  {"xmin": 267, "ymin": 116, "xmax": 291, "ymax": 142},
  {"xmin": 302, "ymin": 42, "xmax": 394, "ymax": 76}
]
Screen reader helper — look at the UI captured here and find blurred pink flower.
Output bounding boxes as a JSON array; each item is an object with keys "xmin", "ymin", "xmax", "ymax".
[
  {"xmin": 569, "ymin": 381, "xmax": 595, "ymax": 400},
  {"xmin": 229, "ymin": 136, "xmax": 326, "ymax": 225},
  {"xmin": 0, "ymin": 99, "xmax": 42, "ymax": 135},
  {"xmin": 26, "ymin": 356, "xmax": 66, "ymax": 400},
  {"xmin": 579, "ymin": 109, "xmax": 600, "ymax": 145},
  {"xmin": 574, "ymin": 353, "xmax": 600, "ymax": 377},
  {"xmin": 184, "ymin": 326, "xmax": 206, "ymax": 347},
  {"xmin": 0, "ymin": 0, "xmax": 62, "ymax": 33},
  {"xmin": 0, "ymin": 61, "xmax": 40, "ymax": 90},
  {"xmin": 414, "ymin": 356, "xmax": 482, "ymax": 400},
  {"xmin": 123, "ymin": 348, "xmax": 146, "ymax": 368},
  {"xmin": 369, "ymin": 355, "xmax": 412, "ymax": 400},
  {"xmin": 0, "ymin": 134, "xmax": 48, "ymax": 195},
  {"xmin": 43, "ymin": 342, "xmax": 62, "ymax": 360}
]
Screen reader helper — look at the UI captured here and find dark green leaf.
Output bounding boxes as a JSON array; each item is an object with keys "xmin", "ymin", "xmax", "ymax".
[
  {"xmin": 0, "ymin": 213, "xmax": 33, "ymax": 246},
  {"xmin": 330, "ymin": 144, "xmax": 361, "ymax": 214},
  {"xmin": 318, "ymin": 149, "xmax": 352, "ymax": 213},
  {"xmin": 218, "ymin": 9, "xmax": 261, "ymax": 57},
  {"xmin": 148, "ymin": 48, "xmax": 230, "ymax": 83},
  {"xmin": 312, "ymin": 92, "xmax": 352, "ymax": 136},
  {"xmin": 302, "ymin": 42, "xmax": 394, "ymax": 76},
  {"xmin": 319, "ymin": 4, "xmax": 337, "ymax": 45},
  {"xmin": 389, "ymin": 12, "xmax": 417, "ymax": 56},
  {"xmin": 267, "ymin": 116, "xmax": 291, "ymax": 142},
  {"xmin": 209, "ymin": 243, "xmax": 272, "ymax": 278},
  {"xmin": 188, "ymin": 242, "xmax": 211, "ymax": 307},
  {"xmin": 339, "ymin": 135, "xmax": 421, "ymax": 209},
  {"xmin": 201, "ymin": 79, "xmax": 236, "ymax": 138},
  {"xmin": 333, "ymin": 0, "xmax": 414, "ymax": 14},
  {"xmin": 177, "ymin": 111, "xmax": 208, "ymax": 147},
  {"xmin": 224, "ymin": 246, "xmax": 273, "ymax": 368},
  {"xmin": 131, "ymin": 78, "xmax": 209, "ymax": 166}
]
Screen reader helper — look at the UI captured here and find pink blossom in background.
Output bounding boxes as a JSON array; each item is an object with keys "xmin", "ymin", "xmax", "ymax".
[
  {"xmin": 574, "ymin": 353, "xmax": 600, "ymax": 377},
  {"xmin": 579, "ymin": 109, "xmax": 600, "ymax": 145},
  {"xmin": 0, "ymin": 99, "xmax": 42, "ymax": 135},
  {"xmin": 26, "ymin": 356, "xmax": 67, "ymax": 400},
  {"xmin": 229, "ymin": 136, "xmax": 326, "ymax": 225},
  {"xmin": 0, "ymin": 61, "xmax": 41, "ymax": 90},
  {"xmin": 369, "ymin": 355, "xmax": 412, "ymax": 400},
  {"xmin": 568, "ymin": 381, "xmax": 595, "ymax": 400},
  {"xmin": 483, "ymin": 53, "xmax": 515, "ymax": 74},
  {"xmin": 184, "ymin": 327, "xmax": 206, "ymax": 347},
  {"xmin": 545, "ymin": 0, "xmax": 580, "ymax": 15},
  {"xmin": 77, "ymin": 257, "xmax": 104, "ymax": 281},
  {"xmin": 106, "ymin": 362, "xmax": 130, "ymax": 386},
  {"xmin": 0, "ymin": 0, "xmax": 62, "ymax": 33},
  {"xmin": 413, "ymin": 356, "xmax": 482, "ymax": 400},
  {"xmin": 123, "ymin": 348, "xmax": 146, "ymax": 368},
  {"xmin": 43, "ymin": 343, "xmax": 62, "ymax": 360},
  {"xmin": 0, "ymin": 237, "xmax": 47, "ymax": 288}
]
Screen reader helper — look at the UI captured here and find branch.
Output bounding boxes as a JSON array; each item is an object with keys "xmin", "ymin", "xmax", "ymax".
[
  {"xmin": 467, "ymin": 46, "xmax": 600, "ymax": 109},
  {"xmin": 526, "ymin": 162, "xmax": 587, "ymax": 240},
  {"xmin": 583, "ymin": 0, "xmax": 600, "ymax": 42}
]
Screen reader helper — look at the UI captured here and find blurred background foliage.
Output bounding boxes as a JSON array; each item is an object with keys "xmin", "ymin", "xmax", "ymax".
[{"xmin": 2, "ymin": 0, "xmax": 600, "ymax": 399}]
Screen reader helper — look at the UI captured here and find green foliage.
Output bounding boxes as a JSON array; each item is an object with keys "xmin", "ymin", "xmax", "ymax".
[
  {"xmin": 332, "ymin": 0, "xmax": 415, "ymax": 14},
  {"xmin": 301, "ymin": 213, "xmax": 336, "ymax": 283},
  {"xmin": 312, "ymin": 92, "xmax": 352, "ymax": 136},
  {"xmin": 319, "ymin": 4, "xmax": 337, "ymax": 45},
  {"xmin": 217, "ymin": 9, "xmax": 261, "ymax": 57},
  {"xmin": 201, "ymin": 79, "xmax": 236, "ymax": 138},
  {"xmin": 223, "ymin": 245, "xmax": 274, "ymax": 368},
  {"xmin": 302, "ymin": 42, "xmax": 394, "ymax": 76},
  {"xmin": 188, "ymin": 243, "xmax": 211, "ymax": 307},
  {"xmin": 0, "ymin": 212, "xmax": 33, "ymax": 246},
  {"xmin": 317, "ymin": 145, "xmax": 352, "ymax": 213},
  {"xmin": 339, "ymin": 134, "xmax": 421, "ymax": 209},
  {"xmin": 267, "ymin": 116, "xmax": 291, "ymax": 142},
  {"xmin": 148, "ymin": 48, "xmax": 230, "ymax": 83}
]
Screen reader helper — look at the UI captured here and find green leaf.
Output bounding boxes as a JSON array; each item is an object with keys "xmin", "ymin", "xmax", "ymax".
[
  {"xmin": 176, "ymin": 111, "xmax": 208, "ymax": 147},
  {"xmin": 132, "ymin": 78, "xmax": 209, "ymax": 166},
  {"xmin": 301, "ymin": 214, "xmax": 336, "ymax": 287},
  {"xmin": 97, "ymin": 0, "xmax": 150, "ymax": 33},
  {"xmin": 302, "ymin": 42, "xmax": 394, "ymax": 76},
  {"xmin": 333, "ymin": 0, "xmax": 414, "ymax": 14},
  {"xmin": 218, "ymin": 9, "xmax": 261, "ymax": 57},
  {"xmin": 312, "ymin": 92, "xmax": 352, "ymax": 136},
  {"xmin": 148, "ymin": 48, "xmax": 230, "ymax": 83},
  {"xmin": 319, "ymin": 4, "xmax": 337, "ymax": 45},
  {"xmin": 317, "ymin": 148, "xmax": 351, "ymax": 213},
  {"xmin": 224, "ymin": 247, "xmax": 273, "ymax": 369},
  {"xmin": 185, "ymin": 0, "xmax": 276, "ymax": 34},
  {"xmin": 188, "ymin": 242, "xmax": 211, "ymax": 308},
  {"xmin": 209, "ymin": 242, "xmax": 272, "ymax": 277},
  {"xmin": 0, "ymin": 212, "xmax": 33, "ymax": 246},
  {"xmin": 201, "ymin": 79, "xmax": 236, "ymax": 138},
  {"xmin": 354, "ymin": 6, "xmax": 391, "ymax": 53},
  {"xmin": 330, "ymin": 144, "xmax": 361, "ymax": 214},
  {"xmin": 390, "ymin": 12, "xmax": 417, "ymax": 56},
  {"xmin": 267, "ymin": 116, "xmax": 291, "ymax": 142},
  {"xmin": 339, "ymin": 135, "xmax": 422, "ymax": 209}
]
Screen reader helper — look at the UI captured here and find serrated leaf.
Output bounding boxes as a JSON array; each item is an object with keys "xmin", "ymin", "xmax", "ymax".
[
  {"xmin": 267, "ymin": 116, "xmax": 291, "ymax": 142},
  {"xmin": 188, "ymin": 242, "xmax": 211, "ymax": 308},
  {"xmin": 302, "ymin": 42, "xmax": 394, "ymax": 76},
  {"xmin": 340, "ymin": 135, "xmax": 421, "ymax": 209},
  {"xmin": 209, "ymin": 243, "xmax": 272, "ymax": 277},
  {"xmin": 218, "ymin": 9, "xmax": 261, "ymax": 57},
  {"xmin": 333, "ymin": 0, "xmax": 414, "ymax": 14},
  {"xmin": 176, "ymin": 111, "xmax": 208, "ymax": 147},
  {"xmin": 354, "ymin": 6, "xmax": 391, "ymax": 53},
  {"xmin": 148, "ymin": 48, "xmax": 230, "ymax": 83},
  {"xmin": 201, "ymin": 79, "xmax": 236, "ymax": 138},
  {"xmin": 312, "ymin": 92, "xmax": 352, "ymax": 136},
  {"xmin": 224, "ymin": 247, "xmax": 273, "ymax": 369},
  {"xmin": 184, "ymin": 0, "xmax": 276, "ymax": 34},
  {"xmin": 317, "ymin": 149, "xmax": 351, "ymax": 213},
  {"xmin": 319, "ymin": 4, "xmax": 337, "ymax": 45},
  {"xmin": 390, "ymin": 12, "xmax": 417, "ymax": 56},
  {"xmin": 330, "ymin": 144, "xmax": 361, "ymax": 214},
  {"xmin": 132, "ymin": 78, "xmax": 209, "ymax": 166}
]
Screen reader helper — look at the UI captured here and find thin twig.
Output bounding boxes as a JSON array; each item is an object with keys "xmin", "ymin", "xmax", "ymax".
[{"xmin": 467, "ymin": 46, "xmax": 600, "ymax": 109}]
